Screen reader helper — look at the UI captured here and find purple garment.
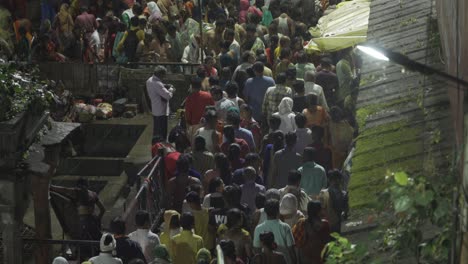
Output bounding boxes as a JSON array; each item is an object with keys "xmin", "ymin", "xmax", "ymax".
[
  {"xmin": 235, "ymin": 127, "xmax": 256, "ymax": 151},
  {"xmin": 241, "ymin": 181, "xmax": 266, "ymax": 213}
]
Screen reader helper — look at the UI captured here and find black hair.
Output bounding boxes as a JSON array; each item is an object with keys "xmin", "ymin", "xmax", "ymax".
[
  {"xmin": 320, "ymin": 57, "xmax": 333, "ymax": 67},
  {"xmin": 225, "ymin": 82, "xmax": 239, "ymax": 97},
  {"xmin": 255, "ymin": 192, "xmax": 266, "ymax": 209},
  {"xmin": 194, "ymin": 136, "xmax": 206, "ymax": 151},
  {"xmin": 220, "ymin": 40, "xmax": 231, "ymax": 50},
  {"xmin": 80, "ymin": 6, "xmax": 89, "ymax": 13},
  {"xmin": 224, "ymin": 28, "xmax": 235, "ymax": 39},
  {"xmin": 223, "ymin": 125, "xmax": 235, "ymax": 142},
  {"xmin": 276, "ymin": 72, "xmax": 287, "ymax": 84},
  {"xmin": 223, "ymin": 185, "xmax": 242, "ymax": 206},
  {"xmin": 264, "ymin": 199, "xmax": 280, "ymax": 218},
  {"xmin": 272, "ymin": 130, "xmax": 285, "ymax": 152},
  {"xmin": 288, "ymin": 170, "xmax": 302, "ymax": 185},
  {"xmin": 204, "ymin": 109, "xmax": 218, "ymax": 123},
  {"xmin": 226, "ymin": 110, "xmax": 241, "ymax": 126},
  {"xmin": 285, "ymin": 132, "xmax": 297, "ymax": 147},
  {"xmin": 219, "ymin": 240, "xmax": 237, "ymax": 261},
  {"xmin": 208, "ymin": 177, "xmax": 224, "ymax": 194},
  {"xmin": 211, "ymin": 86, "xmax": 223, "ymax": 96},
  {"xmin": 307, "ymin": 200, "xmax": 322, "ymax": 220},
  {"xmin": 176, "ymin": 154, "xmax": 191, "ymax": 174},
  {"xmin": 169, "ymin": 214, "xmax": 180, "ymax": 229},
  {"xmin": 167, "ymin": 23, "xmax": 177, "ymax": 33},
  {"xmin": 110, "ymin": 216, "xmax": 126, "ymax": 235},
  {"xmin": 228, "ymin": 143, "xmax": 241, "ymax": 160},
  {"xmin": 259, "ymin": 232, "xmax": 276, "ymax": 250},
  {"xmin": 292, "ymin": 80, "xmax": 305, "ymax": 94},
  {"xmin": 191, "ymin": 76, "xmax": 203, "ymax": 90},
  {"xmin": 132, "ymin": 2, "xmax": 143, "ymax": 16},
  {"xmin": 306, "ymin": 94, "xmax": 319, "ymax": 107},
  {"xmin": 186, "ymin": 191, "xmax": 201, "ymax": 204},
  {"xmin": 269, "ymin": 115, "xmax": 282, "ymax": 130},
  {"xmin": 135, "ymin": 210, "xmax": 150, "ymax": 227},
  {"xmin": 257, "ymin": 54, "xmax": 267, "ymax": 64},
  {"xmin": 241, "ymin": 51, "xmax": 253, "ymax": 63},
  {"xmin": 328, "ymin": 169, "xmax": 344, "ymax": 184},
  {"xmin": 295, "ymin": 113, "xmax": 307, "ymax": 128},
  {"xmin": 180, "ymin": 212, "xmax": 195, "ymax": 230},
  {"xmin": 226, "ymin": 208, "xmax": 242, "ymax": 229},
  {"xmin": 303, "ymin": 147, "xmax": 316, "ymax": 162},
  {"xmin": 130, "ymin": 16, "xmax": 139, "ymax": 27},
  {"xmin": 245, "ymin": 152, "xmax": 260, "ymax": 165},
  {"xmin": 197, "ymin": 67, "xmax": 207, "ymax": 78},
  {"xmin": 330, "ymin": 106, "xmax": 344, "ymax": 122},
  {"xmin": 103, "ymin": 233, "xmax": 114, "ymax": 248},
  {"xmin": 279, "ymin": 48, "xmax": 291, "ymax": 60},
  {"xmin": 252, "ymin": 61, "xmax": 264, "ymax": 73},
  {"xmin": 297, "ymin": 51, "xmax": 308, "ymax": 64},
  {"xmin": 246, "ymin": 23, "xmax": 256, "ymax": 33},
  {"xmin": 204, "ymin": 55, "xmax": 214, "ymax": 64}
]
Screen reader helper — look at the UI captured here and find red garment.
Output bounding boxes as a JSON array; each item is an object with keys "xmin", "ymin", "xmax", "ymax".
[
  {"xmin": 75, "ymin": 12, "xmax": 97, "ymax": 34},
  {"xmin": 220, "ymin": 138, "xmax": 250, "ymax": 158},
  {"xmin": 247, "ymin": 6, "xmax": 263, "ymax": 18},
  {"xmin": 151, "ymin": 142, "xmax": 179, "ymax": 180},
  {"xmin": 185, "ymin": 91, "xmax": 215, "ymax": 126}
]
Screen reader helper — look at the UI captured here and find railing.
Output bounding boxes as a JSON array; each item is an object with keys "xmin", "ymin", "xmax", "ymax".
[{"xmin": 22, "ymin": 238, "xmax": 100, "ymax": 262}]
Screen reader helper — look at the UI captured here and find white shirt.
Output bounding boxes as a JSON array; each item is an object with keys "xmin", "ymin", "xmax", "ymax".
[
  {"xmin": 89, "ymin": 252, "xmax": 123, "ymax": 264},
  {"xmin": 90, "ymin": 30, "xmax": 100, "ymax": 51},
  {"xmin": 229, "ymin": 39, "xmax": 241, "ymax": 62},
  {"xmin": 146, "ymin": 75, "xmax": 173, "ymax": 116},
  {"xmin": 128, "ymin": 229, "xmax": 161, "ymax": 262}
]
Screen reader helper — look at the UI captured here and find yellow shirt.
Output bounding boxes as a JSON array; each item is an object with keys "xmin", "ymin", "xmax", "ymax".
[
  {"xmin": 192, "ymin": 208, "xmax": 215, "ymax": 250},
  {"xmin": 171, "ymin": 230, "xmax": 204, "ymax": 264}
]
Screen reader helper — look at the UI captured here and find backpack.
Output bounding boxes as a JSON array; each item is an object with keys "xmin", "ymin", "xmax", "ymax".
[
  {"xmin": 123, "ymin": 29, "xmax": 139, "ymax": 62},
  {"xmin": 328, "ymin": 187, "xmax": 348, "ymax": 220}
]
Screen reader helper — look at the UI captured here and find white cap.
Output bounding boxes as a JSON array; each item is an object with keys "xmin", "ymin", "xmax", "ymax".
[
  {"xmin": 100, "ymin": 233, "xmax": 116, "ymax": 252},
  {"xmin": 280, "ymin": 193, "xmax": 298, "ymax": 215}
]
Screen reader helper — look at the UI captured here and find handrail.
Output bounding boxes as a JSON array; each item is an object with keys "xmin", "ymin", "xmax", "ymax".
[{"xmin": 21, "ymin": 238, "xmax": 99, "ymax": 246}]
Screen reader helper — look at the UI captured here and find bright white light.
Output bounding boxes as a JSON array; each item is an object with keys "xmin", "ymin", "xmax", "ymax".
[{"xmin": 357, "ymin": 45, "xmax": 390, "ymax": 61}]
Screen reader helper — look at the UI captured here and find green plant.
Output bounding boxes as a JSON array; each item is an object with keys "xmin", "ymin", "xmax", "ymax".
[
  {"xmin": 322, "ymin": 233, "xmax": 369, "ymax": 263},
  {"xmin": 378, "ymin": 171, "xmax": 454, "ymax": 262},
  {"xmin": 0, "ymin": 64, "xmax": 52, "ymax": 122}
]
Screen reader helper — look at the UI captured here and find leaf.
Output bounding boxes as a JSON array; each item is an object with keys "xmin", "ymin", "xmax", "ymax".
[
  {"xmin": 394, "ymin": 171, "xmax": 409, "ymax": 186},
  {"xmin": 394, "ymin": 195, "xmax": 412, "ymax": 212},
  {"xmin": 414, "ymin": 190, "xmax": 434, "ymax": 206}
]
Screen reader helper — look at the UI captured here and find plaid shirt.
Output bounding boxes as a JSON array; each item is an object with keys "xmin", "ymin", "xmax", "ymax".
[{"xmin": 262, "ymin": 84, "xmax": 293, "ymax": 120}]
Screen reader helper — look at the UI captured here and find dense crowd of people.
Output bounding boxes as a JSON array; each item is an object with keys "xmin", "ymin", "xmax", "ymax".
[{"xmin": 39, "ymin": 0, "xmax": 364, "ymax": 263}]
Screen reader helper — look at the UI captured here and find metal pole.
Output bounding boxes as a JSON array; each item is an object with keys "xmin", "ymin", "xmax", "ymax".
[{"xmin": 198, "ymin": 0, "xmax": 204, "ymax": 64}]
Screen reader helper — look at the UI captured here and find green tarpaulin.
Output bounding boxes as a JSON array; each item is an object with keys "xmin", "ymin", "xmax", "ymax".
[{"xmin": 306, "ymin": 0, "xmax": 370, "ymax": 53}]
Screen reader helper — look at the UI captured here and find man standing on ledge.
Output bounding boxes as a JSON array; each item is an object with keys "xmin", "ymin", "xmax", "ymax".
[{"xmin": 147, "ymin": 66, "xmax": 174, "ymax": 141}]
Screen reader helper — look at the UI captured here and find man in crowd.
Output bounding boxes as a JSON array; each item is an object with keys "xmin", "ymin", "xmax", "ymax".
[
  {"xmin": 129, "ymin": 210, "xmax": 160, "ymax": 262},
  {"xmin": 298, "ymin": 147, "xmax": 327, "ymax": 198}
]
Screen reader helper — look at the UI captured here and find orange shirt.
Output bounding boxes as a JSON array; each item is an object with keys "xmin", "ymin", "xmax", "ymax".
[{"xmin": 303, "ymin": 106, "xmax": 328, "ymax": 128}]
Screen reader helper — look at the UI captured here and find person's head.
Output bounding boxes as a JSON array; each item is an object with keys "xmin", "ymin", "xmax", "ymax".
[
  {"xmin": 204, "ymin": 109, "xmax": 218, "ymax": 127},
  {"xmin": 246, "ymin": 23, "xmax": 257, "ymax": 38},
  {"xmin": 279, "ymin": 48, "xmax": 291, "ymax": 62},
  {"xmin": 100, "ymin": 233, "xmax": 116, "ymax": 253},
  {"xmin": 196, "ymin": 248, "xmax": 212, "ymax": 264},
  {"xmin": 259, "ymin": 232, "xmax": 277, "ymax": 251},
  {"xmin": 286, "ymin": 66, "xmax": 297, "ymax": 80},
  {"xmin": 224, "ymin": 28, "xmax": 236, "ymax": 43},
  {"xmin": 191, "ymin": 76, "xmax": 203, "ymax": 91},
  {"xmin": 303, "ymin": 147, "xmax": 316, "ymax": 163},
  {"xmin": 320, "ymin": 57, "xmax": 333, "ymax": 70},
  {"xmin": 241, "ymin": 50, "xmax": 256, "ymax": 64},
  {"xmin": 219, "ymin": 240, "xmax": 237, "ymax": 262},
  {"xmin": 307, "ymin": 200, "xmax": 322, "ymax": 219},
  {"xmin": 245, "ymin": 153, "xmax": 261, "ymax": 169},
  {"xmin": 135, "ymin": 210, "xmax": 150, "ymax": 228},
  {"xmin": 265, "ymin": 188, "xmax": 281, "ymax": 201},
  {"xmin": 132, "ymin": 2, "xmax": 143, "ymax": 16},
  {"xmin": 223, "ymin": 184, "xmax": 242, "ymax": 207},
  {"xmin": 176, "ymin": 154, "xmax": 191, "ymax": 175},
  {"xmin": 328, "ymin": 169, "xmax": 343, "ymax": 187},
  {"xmin": 264, "ymin": 199, "xmax": 280, "ymax": 219},
  {"xmin": 280, "ymin": 193, "xmax": 298, "ymax": 216},
  {"xmin": 80, "ymin": 6, "xmax": 89, "ymax": 14},
  {"xmin": 130, "ymin": 16, "xmax": 139, "ymax": 27},
  {"xmin": 194, "ymin": 136, "xmax": 206, "ymax": 152},
  {"xmin": 269, "ymin": 34, "xmax": 280, "ymax": 50},
  {"xmin": 306, "ymin": 94, "xmax": 319, "ymax": 108},
  {"xmin": 225, "ymin": 82, "xmax": 239, "ymax": 98},
  {"xmin": 223, "ymin": 125, "xmax": 235, "ymax": 142},
  {"xmin": 269, "ymin": 115, "xmax": 282, "ymax": 131},
  {"xmin": 256, "ymin": 54, "xmax": 268, "ymax": 65},
  {"xmin": 204, "ymin": 56, "xmax": 215, "ymax": 67},
  {"xmin": 272, "ymin": 130, "xmax": 285, "ymax": 151},
  {"xmin": 296, "ymin": 51, "xmax": 308, "ymax": 64},
  {"xmin": 226, "ymin": 109, "xmax": 241, "ymax": 127},
  {"xmin": 228, "ymin": 143, "xmax": 241, "ymax": 161},
  {"xmin": 226, "ymin": 208, "xmax": 243, "ymax": 229},
  {"xmin": 208, "ymin": 177, "xmax": 225, "ymax": 194},
  {"xmin": 139, "ymin": 17, "xmax": 147, "ymax": 30},
  {"xmin": 220, "ymin": 40, "xmax": 231, "ymax": 53},
  {"xmin": 214, "ymin": 152, "xmax": 229, "ymax": 171},
  {"xmin": 284, "ymin": 132, "xmax": 297, "ymax": 148},
  {"xmin": 276, "ymin": 72, "xmax": 287, "ymax": 85},
  {"xmin": 279, "ymin": 36, "xmax": 291, "ymax": 48},
  {"xmin": 153, "ymin": 245, "xmax": 171, "ymax": 263},
  {"xmin": 292, "ymin": 79, "xmax": 305, "ymax": 95},
  {"xmin": 110, "ymin": 216, "xmax": 126, "ymax": 235},
  {"xmin": 278, "ymin": 96, "xmax": 293, "ymax": 115},
  {"xmin": 220, "ymin": 67, "xmax": 232, "ymax": 80},
  {"xmin": 154, "ymin": 65, "xmax": 167, "ymax": 79},
  {"xmin": 311, "ymin": 126, "xmax": 325, "ymax": 143},
  {"xmin": 292, "ymin": 36, "xmax": 303, "ymax": 51},
  {"xmin": 288, "ymin": 170, "xmax": 302, "ymax": 186},
  {"xmin": 304, "ymin": 70, "xmax": 316, "ymax": 83},
  {"xmin": 167, "ymin": 23, "xmax": 177, "ymax": 37},
  {"xmin": 240, "ymin": 104, "xmax": 252, "ymax": 120},
  {"xmin": 330, "ymin": 106, "xmax": 344, "ymax": 122},
  {"xmin": 243, "ymin": 166, "xmax": 257, "ymax": 182},
  {"xmin": 180, "ymin": 212, "xmax": 195, "ymax": 230},
  {"xmin": 197, "ymin": 67, "xmax": 208, "ymax": 78},
  {"xmin": 252, "ymin": 61, "xmax": 264, "ymax": 76},
  {"xmin": 255, "ymin": 192, "xmax": 266, "ymax": 209},
  {"xmin": 186, "ymin": 191, "xmax": 201, "ymax": 207},
  {"xmin": 211, "ymin": 86, "xmax": 223, "ymax": 101},
  {"xmin": 268, "ymin": 23, "xmax": 278, "ymax": 36},
  {"xmin": 280, "ymin": 4, "xmax": 289, "ymax": 14}
]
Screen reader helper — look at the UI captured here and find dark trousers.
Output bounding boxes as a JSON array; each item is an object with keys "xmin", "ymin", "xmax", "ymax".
[{"xmin": 153, "ymin": 115, "xmax": 168, "ymax": 142}]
